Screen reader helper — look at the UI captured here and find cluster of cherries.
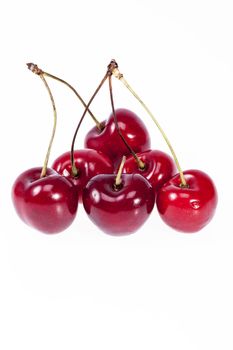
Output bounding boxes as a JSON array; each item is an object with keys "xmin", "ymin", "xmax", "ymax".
[{"xmin": 12, "ymin": 60, "xmax": 218, "ymax": 236}]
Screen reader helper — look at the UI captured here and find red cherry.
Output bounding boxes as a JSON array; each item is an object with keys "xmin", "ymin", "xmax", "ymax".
[
  {"xmin": 82, "ymin": 173, "xmax": 155, "ymax": 236},
  {"xmin": 52, "ymin": 149, "xmax": 114, "ymax": 202},
  {"xmin": 156, "ymin": 169, "xmax": 218, "ymax": 233},
  {"xmin": 84, "ymin": 108, "xmax": 151, "ymax": 168},
  {"xmin": 12, "ymin": 167, "xmax": 78, "ymax": 234},
  {"xmin": 123, "ymin": 150, "xmax": 176, "ymax": 194}
]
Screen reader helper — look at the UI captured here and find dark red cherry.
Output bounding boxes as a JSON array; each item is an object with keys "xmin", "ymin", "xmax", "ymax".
[
  {"xmin": 12, "ymin": 167, "xmax": 78, "ymax": 234},
  {"xmin": 84, "ymin": 108, "xmax": 151, "ymax": 168},
  {"xmin": 52, "ymin": 149, "xmax": 114, "ymax": 202},
  {"xmin": 123, "ymin": 150, "xmax": 176, "ymax": 195},
  {"xmin": 156, "ymin": 169, "xmax": 218, "ymax": 233},
  {"xmin": 82, "ymin": 173, "xmax": 155, "ymax": 235}
]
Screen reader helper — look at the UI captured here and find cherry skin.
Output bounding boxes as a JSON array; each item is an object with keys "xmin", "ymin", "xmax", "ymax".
[
  {"xmin": 156, "ymin": 169, "xmax": 218, "ymax": 233},
  {"xmin": 84, "ymin": 108, "xmax": 151, "ymax": 168},
  {"xmin": 12, "ymin": 167, "xmax": 78, "ymax": 234},
  {"xmin": 82, "ymin": 173, "xmax": 155, "ymax": 235},
  {"xmin": 123, "ymin": 150, "xmax": 176, "ymax": 195},
  {"xmin": 52, "ymin": 149, "xmax": 114, "ymax": 202}
]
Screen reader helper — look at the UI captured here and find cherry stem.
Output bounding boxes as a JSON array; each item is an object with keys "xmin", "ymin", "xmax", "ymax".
[
  {"xmin": 38, "ymin": 74, "xmax": 57, "ymax": 178},
  {"xmin": 115, "ymin": 156, "xmax": 126, "ymax": 188},
  {"xmin": 26, "ymin": 63, "xmax": 102, "ymax": 130},
  {"xmin": 71, "ymin": 72, "xmax": 109, "ymax": 177},
  {"xmin": 108, "ymin": 75, "xmax": 145, "ymax": 170},
  {"xmin": 111, "ymin": 60, "xmax": 187, "ymax": 188}
]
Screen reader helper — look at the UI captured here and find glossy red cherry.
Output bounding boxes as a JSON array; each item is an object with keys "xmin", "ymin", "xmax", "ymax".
[
  {"xmin": 83, "ymin": 173, "xmax": 155, "ymax": 235},
  {"xmin": 12, "ymin": 167, "xmax": 78, "ymax": 234},
  {"xmin": 156, "ymin": 169, "xmax": 218, "ymax": 233},
  {"xmin": 52, "ymin": 149, "xmax": 114, "ymax": 202},
  {"xmin": 84, "ymin": 108, "xmax": 151, "ymax": 168},
  {"xmin": 123, "ymin": 150, "xmax": 176, "ymax": 194}
]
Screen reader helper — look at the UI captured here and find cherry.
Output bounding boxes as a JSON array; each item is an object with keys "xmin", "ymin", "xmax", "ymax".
[
  {"xmin": 156, "ymin": 170, "xmax": 217, "ymax": 233},
  {"xmin": 12, "ymin": 65, "xmax": 78, "ymax": 234},
  {"xmin": 82, "ymin": 157, "xmax": 155, "ymax": 235},
  {"xmin": 123, "ymin": 150, "xmax": 176, "ymax": 194},
  {"xmin": 84, "ymin": 108, "xmax": 151, "ymax": 168},
  {"xmin": 52, "ymin": 149, "xmax": 113, "ymax": 202},
  {"xmin": 12, "ymin": 168, "xmax": 78, "ymax": 234}
]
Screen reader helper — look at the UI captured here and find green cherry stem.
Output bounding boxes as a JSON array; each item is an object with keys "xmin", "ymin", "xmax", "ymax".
[
  {"xmin": 115, "ymin": 156, "xmax": 126, "ymax": 189},
  {"xmin": 108, "ymin": 74, "xmax": 145, "ymax": 169},
  {"xmin": 111, "ymin": 60, "xmax": 187, "ymax": 188},
  {"xmin": 26, "ymin": 63, "xmax": 102, "ymax": 130},
  {"xmin": 38, "ymin": 74, "xmax": 57, "ymax": 178}
]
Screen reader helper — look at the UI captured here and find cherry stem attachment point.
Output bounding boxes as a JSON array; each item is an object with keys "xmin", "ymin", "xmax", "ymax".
[
  {"xmin": 39, "ymin": 74, "xmax": 57, "ymax": 178},
  {"xmin": 111, "ymin": 60, "xmax": 187, "ymax": 188},
  {"xmin": 115, "ymin": 156, "xmax": 126, "ymax": 188},
  {"xmin": 108, "ymin": 75, "xmax": 145, "ymax": 170},
  {"xmin": 26, "ymin": 63, "xmax": 102, "ymax": 130},
  {"xmin": 70, "ymin": 72, "xmax": 109, "ymax": 177}
]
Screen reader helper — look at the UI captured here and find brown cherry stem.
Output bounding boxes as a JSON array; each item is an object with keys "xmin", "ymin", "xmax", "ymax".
[
  {"xmin": 111, "ymin": 60, "xmax": 187, "ymax": 188},
  {"xmin": 70, "ymin": 72, "xmax": 109, "ymax": 177},
  {"xmin": 70, "ymin": 60, "xmax": 124, "ymax": 177},
  {"xmin": 26, "ymin": 63, "xmax": 102, "ymax": 130},
  {"xmin": 108, "ymin": 75, "xmax": 145, "ymax": 169},
  {"xmin": 115, "ymin": 156, "xmax": 126, "ymax": 188},
  {"xmin": 38, "ymin": 74, "xmax": 57, "ymax": 178}
]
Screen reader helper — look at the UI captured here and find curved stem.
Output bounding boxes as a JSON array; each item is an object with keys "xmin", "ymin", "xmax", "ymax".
[
  {"xmin": 71, "ymin": 72, "xmax": 109, "ymax": 177},
  {"xmin": 115, "ymin": 156, "xmax": 126, "ymax": 188},
  {"xmin": 39, "ymin": 75, "xmax": 57, "ymax": 178},
  {"xmin": 108, "ymin": 75, "xmax": 145, "ymax": 169},
  {"xmin": 112, "ymin": 64, "xmax": 187, "ymax": 187},
  {"xmin": 43, "ymin": 71, "xmax": 102, "ymax": 130},
  {"xmin": 26, "ymin": 63, "xmax": 102, "ymax": 130}
]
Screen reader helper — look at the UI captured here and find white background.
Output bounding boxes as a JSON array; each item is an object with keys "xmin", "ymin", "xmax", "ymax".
[{"xmin": 0, "ymin": 1, "xmax": 233, "ymax": 349}]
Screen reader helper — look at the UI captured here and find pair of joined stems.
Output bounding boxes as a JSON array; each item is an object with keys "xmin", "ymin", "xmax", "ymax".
[
  {"xmin": 27, "ymin": 63, "xmax": 102, "ymax": 179},
  {"xmin": 110, "ymin": 61, "xmax": 187, "ymax": 188}
]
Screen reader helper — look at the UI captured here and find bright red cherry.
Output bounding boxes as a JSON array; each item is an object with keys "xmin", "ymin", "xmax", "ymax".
[
  {"xmin": 82, "ymin": 173, "xmax": 155, "ymax": 236},
  {"xmin": 123, "ymin": 150, "xmax": 176, "ymax": 195},
  {"xmin": 52, "ymin": 149, "xmax": 114, "ymax": 202},
  {"xmin": 12, "ymin": 167, "xmax": 78, "ymax": 234},
  {"xmin": 156, "ymin": 169, "xmax": 218, "ymax": 233},
  {"xmin": 84, "ymin": 108, "xmax": 151, "ymax": 168}
]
